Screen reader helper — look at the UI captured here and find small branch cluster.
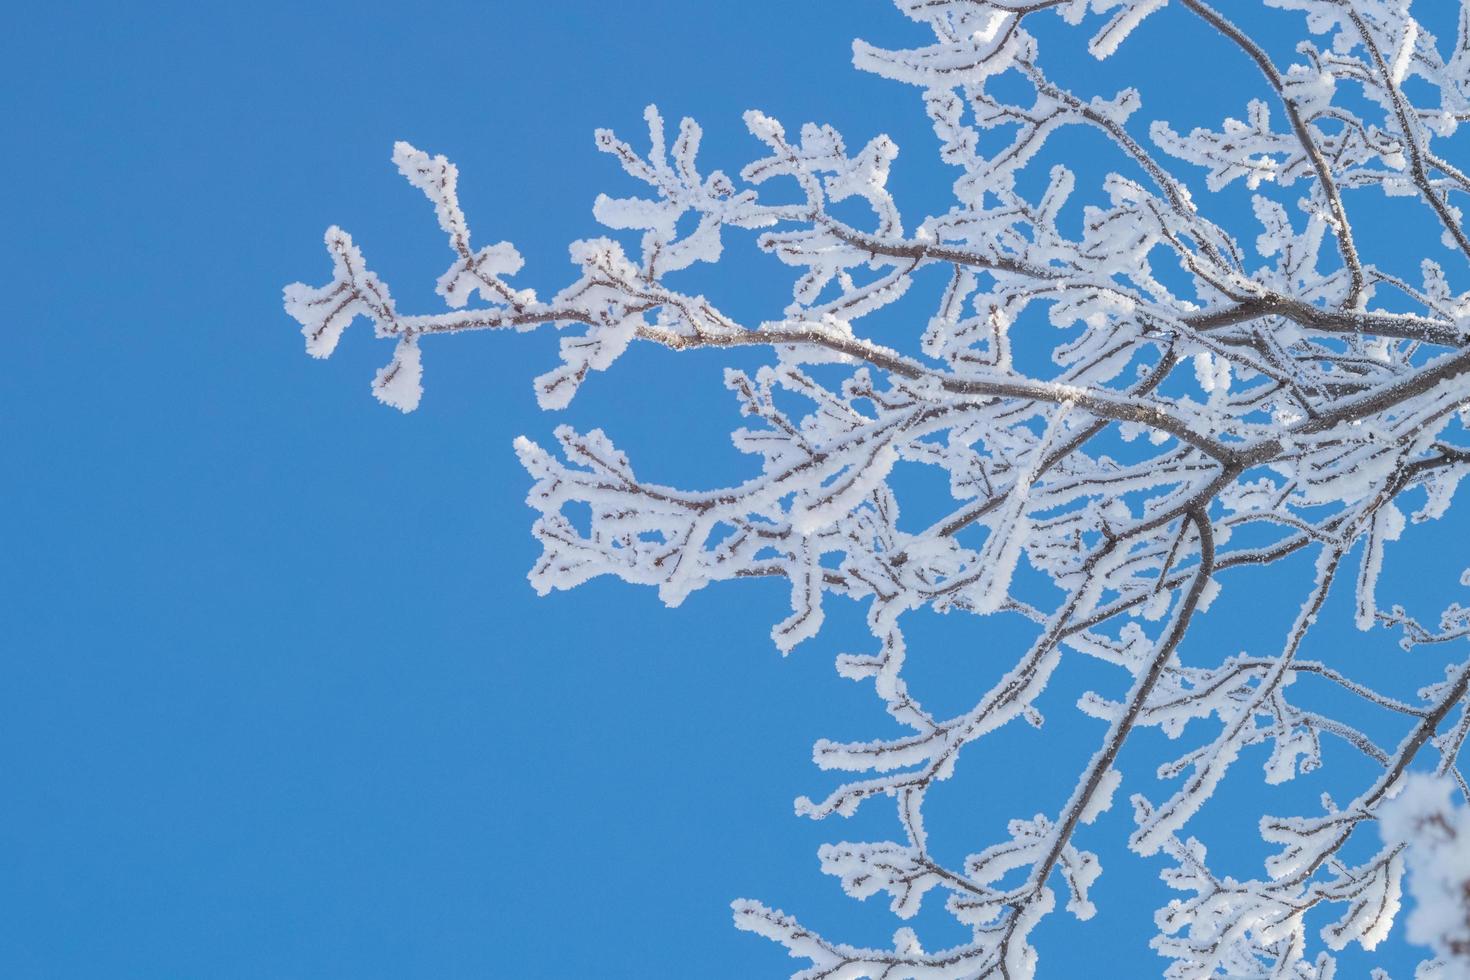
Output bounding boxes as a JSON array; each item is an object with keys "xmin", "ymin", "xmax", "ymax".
[{"xmin": 1381, "ymin": 773, "xmax": 1470, "ymax": 978}]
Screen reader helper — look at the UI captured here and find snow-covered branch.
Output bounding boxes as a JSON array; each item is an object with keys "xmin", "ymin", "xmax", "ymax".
[{"xmin": 285, "ymin": 1, "xmax": 1470, "ymax": 975}]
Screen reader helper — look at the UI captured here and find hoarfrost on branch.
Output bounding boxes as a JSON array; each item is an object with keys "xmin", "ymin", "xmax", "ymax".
[{"xmin": 285, "ymin": 1, "xmax": 1470, "ymax": 975}]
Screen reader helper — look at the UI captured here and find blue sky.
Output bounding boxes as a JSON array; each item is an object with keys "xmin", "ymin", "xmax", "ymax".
[{"xmin": 4, "ymin": 2, "xmax": 1467, "ymax": 977}]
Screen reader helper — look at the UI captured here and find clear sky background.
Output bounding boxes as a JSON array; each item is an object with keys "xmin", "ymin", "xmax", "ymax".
[{"xmin": 4, "ymin": 2, "xmax": 1467, "ymax": 977}]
